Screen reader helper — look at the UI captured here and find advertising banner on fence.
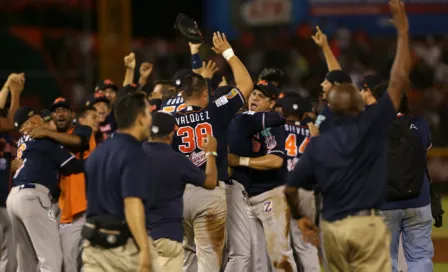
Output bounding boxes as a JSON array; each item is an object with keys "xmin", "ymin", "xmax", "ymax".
[{"xmin": 205, "ymin": 0, "xmax": 448, "ymax": 38}]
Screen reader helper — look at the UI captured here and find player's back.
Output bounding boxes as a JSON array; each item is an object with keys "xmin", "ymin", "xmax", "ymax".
[
  {"xmin": 85, "ymin": 132, "xmax": 147, "ymax": 219},
  {"xmin": 14, "ymin": 136, "xmax": 67, "ymax": 187},
  {"xmin": 284, "ymin": 121, "xmax": 311, "ymax": 174},
  {"xmin": 172, "ymin": 86, "xmax": 245, "ymax": 181}
]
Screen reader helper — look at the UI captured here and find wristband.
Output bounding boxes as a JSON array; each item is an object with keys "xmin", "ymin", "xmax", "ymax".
[
  {"xmin": 239, "ymin": 157, "xmax": 250, "ymax": 167},
  {"xmin": 206, "ymin": 151, "xmax": 218, "ymax": 157},
  {"xmin": 191, "ymin": 53, "xmax": 202, "ymax": 69},
  {"xmin": 222, "ymin": 48, "xmax": 235, "ymax": 61}
]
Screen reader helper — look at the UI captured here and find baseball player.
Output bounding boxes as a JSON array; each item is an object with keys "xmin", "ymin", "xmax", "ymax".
[
  {"xmin": 171, "ymin": 32, "xmax": 253, "ymax": 272},
  {"xmin": 24, "ymin": 97, "xmax": 96, "ymax": 272},
  {"xmin": 8, "ymin": 106, "xmax": 84, "ymax": 272},
  {"xmin": 278, "ymin": 94, "xmax": 320, "ymax": 272},
  {"xmin": 226, "ymin": 85, "xmax": 286, "ymax": 272},
  {"xmin": 228, "ymin": 81, "xmax": 297, "ymax": 272}
]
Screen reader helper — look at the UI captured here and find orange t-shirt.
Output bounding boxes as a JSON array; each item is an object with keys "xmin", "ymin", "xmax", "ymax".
[{"xmin": 59, "ymin": 126, "xmax": 96, "ymax": 224}]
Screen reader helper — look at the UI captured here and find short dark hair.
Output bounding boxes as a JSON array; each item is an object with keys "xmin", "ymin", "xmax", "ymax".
[
  {"xmin": 182, "ymin": 73, "xmax": 207, "ymax": 99},
  {"xmin": 369, "ymin": 82, "xmax": 388, "ymax": 100},
  {"xmin": 78, "ymin": 105, "xmax": 96, "ymax": 119},
  {"xmin": 115, "ymin": 92, "xmax": 148, "ymax": 129}
]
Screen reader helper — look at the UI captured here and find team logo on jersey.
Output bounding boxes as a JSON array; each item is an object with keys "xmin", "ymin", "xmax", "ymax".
[
  {"xmin": 226, "ymin": 88, "xmax": 239, "ymax": 99},
  {"xmin": 252, "ymin": 139, "xmax": 261, "ymax": 152},
  {"xmin": 189, "ymin": 151, "xmax": 206, "ymax": 167},
  {"xmin": 265, "ymin": 136, "xmax": 277, "ymax": 150},
  {"xmin": 287, "ymin": 157, "xmax": 299, "ymax": 172}
]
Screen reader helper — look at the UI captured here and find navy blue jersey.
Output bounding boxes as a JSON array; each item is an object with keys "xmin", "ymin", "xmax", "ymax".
[
  {"xmin": 85, "ymin": 133, "xmax": 150, "ymax": 222},
  {"xmin": 284, "ymin": 121, "xmax": 311, "ymax": 175},
  {"xmin": 172, "ymin": 86, "xmax": 244, "ymax": 182},
  {"xmin": 13, "ymin": 135, "xmax": 75, "ymax": 196},
  {"xmin": 161, "ymin": 93, "xmax": 186, "ymax": 114},
  {"xmin": 228, "ymin": 111, "xmax": 285, "ymax": 191},
  {"xmin": 248, "ymin": 126, "xmax": 286, "ymax": 197}
]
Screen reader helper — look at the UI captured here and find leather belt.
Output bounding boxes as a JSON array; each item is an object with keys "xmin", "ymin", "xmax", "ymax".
[{"xmin": 350, "ymin": 209, "xmax": 383, "ymax": 217}]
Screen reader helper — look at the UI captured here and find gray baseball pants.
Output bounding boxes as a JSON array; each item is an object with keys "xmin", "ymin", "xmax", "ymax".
[
  {"xmin": 183, "ymin": 183, "xmax": 227, "ymax": 272},
  {"xmin": 290, "ymin": 189, "xmax": 320, "ymax": 272},
  {"xmin": 0, "ymin": 207, "xmax": 17, "ymax": 272},
  {"xmin": 248, "ymin": 186, "xmax": 297, "ymax": 272},
  {"xmin": 223, "ymin": 180, "xmax": 251, "ymax": 272},
  {"xmin": 7, "ymin": 184, "xmax": 63, "ymax": 272},
  {"xmin": 60, "ymin": 213, "xmax": 86, "ymax": 272}
]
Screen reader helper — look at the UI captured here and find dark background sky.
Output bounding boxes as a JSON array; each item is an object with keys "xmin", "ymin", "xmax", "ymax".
[{"xmin": 132, "ymin": 0, "xmax": 203, "ymax": 38}]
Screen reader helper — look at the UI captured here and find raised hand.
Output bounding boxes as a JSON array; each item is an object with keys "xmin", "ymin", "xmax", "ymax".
[
  {"xmin": 124, "ymin": 52, "xmax": 136, "ymax": 70},
  {"xmin": 9, "ymin": 73, "xmax": 25, "ymax": 94},
  {"xmin": 199, "ymin": 60, "xmax": 219, "ymax": 79},
  {"xmin": 389, "ymin": 0, "xmax": 408, "ymax": 33},
  {"xmin": 139, "ymin": 62, "xmax": 153, "ymax": 79},
  {"xmin": 211, "ymin": 32, "xmax": 232, "ymax": 55},
  {"xmin": 311, "ymin": 26, "xmax": 328, "ymax": 48}
]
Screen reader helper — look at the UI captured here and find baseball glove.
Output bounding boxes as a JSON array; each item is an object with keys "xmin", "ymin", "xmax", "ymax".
[{"xmin": 174, "ymin": 13, "xmax": 203, "ymax": 44}]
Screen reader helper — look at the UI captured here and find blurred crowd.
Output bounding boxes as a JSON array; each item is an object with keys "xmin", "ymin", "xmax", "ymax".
[{"xmin": 24, "ymin": 23, "xmax": 448, "ymax": 147}]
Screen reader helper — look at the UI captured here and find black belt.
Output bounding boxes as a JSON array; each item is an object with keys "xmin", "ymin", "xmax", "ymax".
[
  {"xmin": 19, "ymin": 184, "xmax": 36, "ymax": 190},
  {"xmin": 349, "ymin": 209, "xmax": 383, "ymax": 217}
]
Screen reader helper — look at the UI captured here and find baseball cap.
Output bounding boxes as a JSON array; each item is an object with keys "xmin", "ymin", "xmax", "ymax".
[
  {"xmin": 117, "ymin": 83, "xmax": 139, "ymax": 99},
  {"xmin": 85, "ymin": 92, "xmax": 110, "ymax": 107},
  {"xmin": 359, "ymin": 74, "xmax": 385, "ymax": 90},
  {"xmin": 14, "ymin": 106, "xmax": 36, "ymax": 129},
  {"xmin": 258, "ymin": 67, "xmax": 284, "ymax": 82},
  {"xmin": 95, "ymin": 79, "xmax": 118, "ymax": 92},
  {"xmin": 281, "ymin": 96, "xmax": 313, "ymax": 115},
  {"xmin": 254, "ymin": 80, "xmax": 279, "ymax": 100},
  {"xmin": 151, "ymin": 111, "xmax": 178, "ymax": 137},
  {"xmin": 50, "ymin": 97, "xmax": 72, "ymax": 112},
  {"xmin": 325, "ymin": 70, "xmax": 352, "ymax": 86},
  {"xmin": 173, "ymin": 69, "xmax": 193, "ymax": 91},
  {"xmin": 40, "ymin": 109, "xmax": 53, "ymax": 122}
]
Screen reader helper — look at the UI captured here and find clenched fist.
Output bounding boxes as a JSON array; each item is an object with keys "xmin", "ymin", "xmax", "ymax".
[{"xmin": 124, "ymin": 52, "xmax": 136, "ymax": 70}]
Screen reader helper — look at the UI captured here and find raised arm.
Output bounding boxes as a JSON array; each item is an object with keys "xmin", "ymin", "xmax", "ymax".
[
  {"xmin": 190, "ymin": 42, "xmax": 204, "ymax": 74},
  {"xmin": 0, "ymin": 73, "xmax": 23, "ymax": 131},
  {"xmin": 0, "ymin": 76, "xmax": 11, "ymax": 109},
  {"xmin": 387, "ymin": 0, "xmax": 410, "ymax": 111},
  {"xmin": 312, "ymin": 26, "xmax": 342, "ymax": 71},
  {"xmin": 123, "ymin": 52, "xmax": 136, "ymax": 86},
  {"xmin": 212, "ymin": 32, "xmax": 254, "ymax": 99}
]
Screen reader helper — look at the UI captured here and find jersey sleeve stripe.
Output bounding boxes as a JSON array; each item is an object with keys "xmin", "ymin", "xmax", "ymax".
[
  {"xmin": 235, "ymin": 87, "xmax": 246, "ymax": 105},
  {"xmin": 60, "ymin": 155, "xmax": 75, "ymax": 167},
  {"xmin": 262, "ymin": 113, "xmax": 266, "ymax": 130}
]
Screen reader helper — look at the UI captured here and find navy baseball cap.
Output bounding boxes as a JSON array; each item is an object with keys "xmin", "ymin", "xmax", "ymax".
[
  {"xmin": 254, "ymin": 80, "xmax": 279, "ymax": 100},
  {"xmin": 281, "ymin": 96, "xmax": 313, "ymax": 115},
  {"xmin": 40, "ymin": 109, "xmax": 53, "ymax": 122},
  {"xmin": 173, "ymin": 69, "xmax": 193, "ymax": 91},
  {"xmin": 117, "ymin": 83, "xmax": 139, "ymax": 99},
  {"xmin": 85, "ymin": 92, "xmax": 110, "ymax": 107},
  {"xmin": 359, "ymin": 74, "xmax": 385, "ymax": 90},
  {"xmin": 50, "ymin": 97, "xmax": 72, "ymax": 112},
  {"xmin": 258, "ymin": 67, "xmax": 284, "ymax": 82},
  {"xmin": 14, "ymin": 106, "xmax": 36, "ymax": 129},
  {"xmin": 95, "ymin": 79, "xmax": 118, "ymax": 92},
  {"xmin": 325, "ymin": 70, "xmax": 352, "ymax": 86},
  {"xmin": 151, "ymin": 111, "xmax": 178, "ymax": 137}
]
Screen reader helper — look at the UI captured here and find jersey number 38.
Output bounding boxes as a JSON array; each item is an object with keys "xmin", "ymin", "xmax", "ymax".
[{"xmin": 177, "ymin": 123, "xmax": 213, "ymax": 153}]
